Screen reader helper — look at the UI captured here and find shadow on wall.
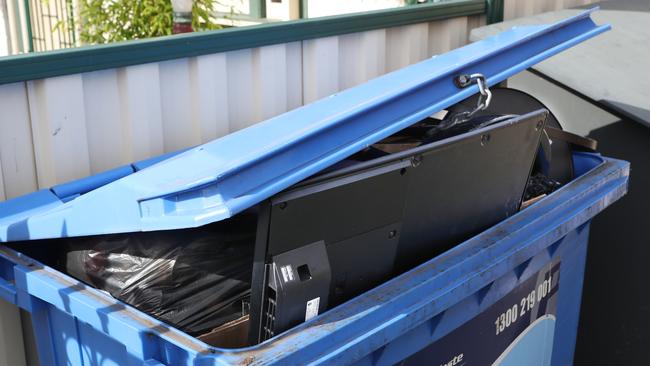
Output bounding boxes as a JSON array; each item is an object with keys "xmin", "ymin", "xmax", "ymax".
[{"xmin": 575, "ymin": 115, "xmax": 650, "ymax": 365}]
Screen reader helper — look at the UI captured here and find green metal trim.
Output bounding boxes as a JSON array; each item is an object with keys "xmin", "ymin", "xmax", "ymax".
[
  {"xmin": 299, "ymin": 0, "xmax": 308, "ymax": 19},
  {"xmin": 67, "ymin": 0, "xmax": 76, "ymax": 45},
  {"xmin": 486, "ymin": 0, "xmax": 504, "ymax": 24},
  {"xmin": 22, "ymin": 0, "xmax": 34, "ymax": 52},
  {"xmin": 0, "ymin": 0, "xmax": 485, "ymax": 85}
]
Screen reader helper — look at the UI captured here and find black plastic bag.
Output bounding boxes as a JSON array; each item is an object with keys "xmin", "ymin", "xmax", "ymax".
[{"xmin": 64, "ymin": 215, "xmax": 256, "ymax": 335}]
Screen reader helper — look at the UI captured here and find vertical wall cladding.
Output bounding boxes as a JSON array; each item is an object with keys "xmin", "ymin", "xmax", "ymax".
[
  {"xmin": 0, "ymin": 16, "xmax": 487, "ymax": 202},
  {"xmin": 0, "ymin": 82, "xmax": 38, "ymax": 201},
  {"xmin": 503, "ymin": 0, "xmax": 594, "ymax": 20},
  {"xmin": 159, "ymin": 58, "xmax": 199, "ymax": 153},
  {"xmin": 338, "ymin": 29, "xmax": 386, "ymax": 91},
  {"xmin": 302, "ymin": 36, "xmax": 340, "ymax": 104},
  {"xmin": 428, "ymin": 16, "xmax": 472, "ymax": 57},
  {"xmin": 255, "ymin": 44, "xmax": 288, "ymax": 121},
  {"xmin": 191, "ymin": 53, "xmax": 231, "ymax": 143},
  {"xmin": 117, "ymin": 64, "xmax": 165, "ymax": 163},
  {"xmin": 285, "ymin": 42, "xmax": 304, "ymax": 111},
  {"xmin": 304, "ymin": 16, "xmax": 483, "ymax": 102},
  {"xmin": 386, "ymin": 23, "xmax": 430, "ymax": 72},
  {"xmin": 82, "ymin": 69, "xmax": 128, "ymax": 174},
  {"xmin": 225, "ymin": 49, "xmax": 256, "ymax": 132},
  {"xmin": 27, "ymin": 75, "xmax": 91, "ymax": 189}
]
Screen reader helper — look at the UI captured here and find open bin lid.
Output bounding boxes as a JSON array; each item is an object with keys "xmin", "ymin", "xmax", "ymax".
[{"xmin": 0, "ymin": 9, "xmax": 609, "ymax": 241}]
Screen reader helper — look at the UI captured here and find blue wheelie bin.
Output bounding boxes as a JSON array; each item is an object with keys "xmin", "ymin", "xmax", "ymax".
[{"xmin": 0, "ymin": 9, "xmax": 626, "ymax": 366}]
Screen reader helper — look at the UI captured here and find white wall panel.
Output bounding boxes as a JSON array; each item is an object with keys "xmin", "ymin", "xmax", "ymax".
[
  {"xmin": 159, "ymin": 58, "xmax": 201, "ymax": 152},
  {"xmin": 27, "ymin": 75, "xmax": 91, "ymax": 188},
  {"xmin": 226, "ymin": 49, "xmax": 257, "ymax": 131},
  {"xmin": 466, "ymin": 14, "xmax": 486, "ymax": 38},
  {"xmin": 259, "ymin": 42, "xmax": 303, "ymax": 116},
  {"xmin": 503, "ymin": 0, "xmax": 517, "ymax": 20},
  {"xmin": 386, "ymin": 23, "xmax": 430, "ymax": 72},
  {"xmin": 516, "ymin": 0, "xmax": 534, "ymax": 20},
  {"xmin": 285, "ymin": 41, "xmax": 303, "ymax": 110},
  {"xmin": 255, "ymin": 44, "xmax": 289, "ymax": 121},
  {"xmin": 532, "ymin": 0, "xmax": 548, "ymax": 15},
  {"xmin": 339, "ymin": 29, "xmax": 387, "ymax": 90},
  {"xmin": 303, "ymin": 36, "xmax": 340, "ymax": 104},
  {"xmin": 0, "ymin": 82, "xmax": 38, "ymax": 199},
  {"xmin": 116, "ymin": 64, "xmax": 165, "ymax": 162},
  {"xmin": 428, "ymin": 17, "xmax": 469, "ymax": 56},
  {"xmin": 338, "ymin": 32, "xmax": 362, "ymax": 90},
  {"xmin": 191, "ymin": 53, "xmax": 231, "ymax": 142},
  {"xmin": 82, "ymin": 69, "xmax": 127, "ymax": 174}
]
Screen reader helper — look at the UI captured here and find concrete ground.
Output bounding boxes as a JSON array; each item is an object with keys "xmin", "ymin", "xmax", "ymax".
[{"xmin": 510, "ymin": 70, "xmax": 650, "ymax": 366}]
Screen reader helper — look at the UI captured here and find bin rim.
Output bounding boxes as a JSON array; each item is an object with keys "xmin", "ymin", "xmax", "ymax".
[{"xmin": 0, "ymin": 9, "xmax": 610, "ymax": 241}]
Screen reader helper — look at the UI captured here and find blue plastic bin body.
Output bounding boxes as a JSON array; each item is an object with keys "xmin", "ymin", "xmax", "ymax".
[{"xmin": 0, "ymin": 152, "xmax": 629, "ymax": 365}]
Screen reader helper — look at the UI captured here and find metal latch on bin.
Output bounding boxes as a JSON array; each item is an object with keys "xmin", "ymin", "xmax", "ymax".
[{"xmin": 0, "ymin": 9, "xmax": 610, "ymax": 241}]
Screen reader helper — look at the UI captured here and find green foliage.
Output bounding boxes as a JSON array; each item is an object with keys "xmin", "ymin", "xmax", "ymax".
[{"xmin": 77, "ymin": 0, "xmax": 221, "ymax": 44}]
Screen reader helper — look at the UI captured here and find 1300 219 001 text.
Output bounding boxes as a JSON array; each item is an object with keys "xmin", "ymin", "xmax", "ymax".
[{"xmin": 494, "ymin": 274, "xmax": 553, "ymax": 336}]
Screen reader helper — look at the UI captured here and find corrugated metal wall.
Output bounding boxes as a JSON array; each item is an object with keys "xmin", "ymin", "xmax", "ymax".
[{"xmin": 0, "ymin": 15, "xmax": 482, "ymax": 202}]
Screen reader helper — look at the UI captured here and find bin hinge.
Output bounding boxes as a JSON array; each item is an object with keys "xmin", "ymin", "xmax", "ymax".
[{"xmin": 450, "ymin": 73, "xmax": 493, "ymax": 125}]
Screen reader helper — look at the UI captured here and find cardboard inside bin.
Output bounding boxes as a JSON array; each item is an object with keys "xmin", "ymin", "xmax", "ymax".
[{"xmin": 198, "ymin": 315, "xmax": 250, "ymax": 348}]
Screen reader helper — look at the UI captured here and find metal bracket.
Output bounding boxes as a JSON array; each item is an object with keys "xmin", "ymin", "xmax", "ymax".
[{"xmin": 449, "ymin": 73, "xmax": 493, "ymax": 126}]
